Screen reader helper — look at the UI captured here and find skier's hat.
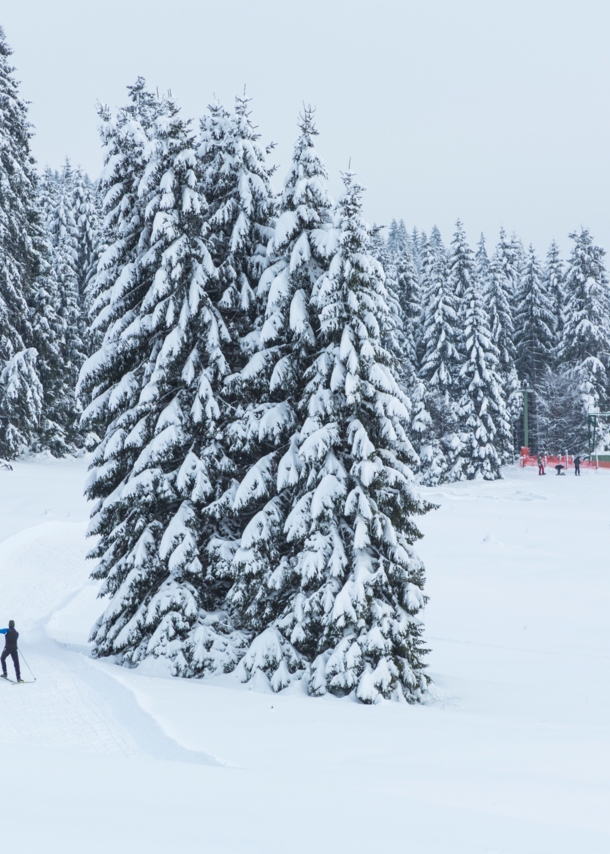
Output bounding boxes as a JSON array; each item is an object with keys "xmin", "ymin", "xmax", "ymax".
[{"xmin": 8, "ymin": 620, "xmax": 14, "ymax": 628}]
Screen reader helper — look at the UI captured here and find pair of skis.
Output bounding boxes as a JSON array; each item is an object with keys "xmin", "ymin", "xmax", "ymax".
[{"xmin": 0, "ymin": 675, "xmax": 33, "ymax": 685}]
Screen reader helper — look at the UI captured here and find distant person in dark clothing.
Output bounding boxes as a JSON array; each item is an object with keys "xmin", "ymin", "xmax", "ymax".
[
  {"xmin": 574, "ymin": 455, "xmax": 581, "ymax": 476},
  {"xmin": 0, "ymin": 621, "xmax": 22, "ymax": 682}
]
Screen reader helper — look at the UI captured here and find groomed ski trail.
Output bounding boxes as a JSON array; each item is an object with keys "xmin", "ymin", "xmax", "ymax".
[{"xmin": 0, "ymin": 519, "xmax": 217, "ymax": 765}]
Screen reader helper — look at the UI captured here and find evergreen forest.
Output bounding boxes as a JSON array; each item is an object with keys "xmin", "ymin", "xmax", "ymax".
[{"xmin": 2, "ymin": 26, "xmax": 609, "ymax": 700}]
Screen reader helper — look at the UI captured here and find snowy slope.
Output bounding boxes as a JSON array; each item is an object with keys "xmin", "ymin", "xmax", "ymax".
[{"xmin": 0, "ymin": 457, "xmax": 608, "ymax": 853}]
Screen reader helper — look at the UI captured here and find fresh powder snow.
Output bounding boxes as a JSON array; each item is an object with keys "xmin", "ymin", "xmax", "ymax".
[{"xmin": 0, "ymin": 455, "xmax": 608, "ymax": 852}]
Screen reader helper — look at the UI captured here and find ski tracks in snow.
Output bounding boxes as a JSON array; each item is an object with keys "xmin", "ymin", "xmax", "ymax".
[
  {"xmin": 0, "ymin": 637, "xmax": 138, "ymax": 756},
  {"xmin": 0, "ymin": 522, "xmax": 216, "ymax": 765}
]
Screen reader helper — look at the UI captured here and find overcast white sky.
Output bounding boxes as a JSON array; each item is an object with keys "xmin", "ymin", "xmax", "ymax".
[{"xmin": 4, "ymin": 0, "xmax": 610, "ymax": 254}]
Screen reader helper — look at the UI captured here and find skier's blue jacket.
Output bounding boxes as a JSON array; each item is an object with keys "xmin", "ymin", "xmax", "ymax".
[{"xmin": 0, "ymin": 628, "xmax": 18, "ymax": 651}]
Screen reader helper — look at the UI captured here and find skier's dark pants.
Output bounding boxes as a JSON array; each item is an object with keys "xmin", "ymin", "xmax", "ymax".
[
  {"xmin": 575, "ymin": 466, "xmax": 580, "ymax": 476},
  {"xmin": 1, "ymin": 649, "xmax": 20, "ymax": 681}
]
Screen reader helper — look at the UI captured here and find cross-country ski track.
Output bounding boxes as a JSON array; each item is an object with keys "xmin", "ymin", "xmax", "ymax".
[{"xmin": 0, "ymin": 455, "xmax": 608, "ymax": 853}]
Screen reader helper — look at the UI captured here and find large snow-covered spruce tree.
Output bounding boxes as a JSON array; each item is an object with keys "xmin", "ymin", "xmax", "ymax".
[
  {"xmin": 80, "ymin": 83, "xmax": 188, "ymax": 666},
  {"xmin": 231, "ymin": 161, "xmax": 430, "ymax": 702},
  {"xmin": 81, "ymin": 85, "xmax": 279, "ymax": 676},
  {"xmin": 302, "ymin": 172, "xmax": 429, "ymax": 702},
  {"xmin": 80, "ymin": 85, "xmax": 237, "ymax": 672}
]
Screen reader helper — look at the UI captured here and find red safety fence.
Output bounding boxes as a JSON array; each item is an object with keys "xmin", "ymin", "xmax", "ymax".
[{"xmin": 519, "ymin": 448, "xmax": 610, "ymax": 470}]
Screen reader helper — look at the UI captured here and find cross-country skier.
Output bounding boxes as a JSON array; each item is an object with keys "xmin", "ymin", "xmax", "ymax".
[
  {"xmin": 0, "ymin": 621, "xmax": 23, "ymax": 683},
  {"xmin": 574, "ymin": 455, "xmax": 581, "ymax": 476}
]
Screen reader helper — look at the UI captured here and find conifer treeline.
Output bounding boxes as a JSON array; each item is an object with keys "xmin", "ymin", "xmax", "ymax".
[
  {"xmin": 3, "ymin": 23, "xmax": 610, "ymax": 699},
  {"xmin": 0, "ymin": 158, "xmax": 98, "ymax": 458},
  {"xmin": 0, "ymin": 24, "xmax": 99, "ymax": 459},
  {"xmin": 380, "ymin": 219, "xmax": 610, "ymax": 473}
]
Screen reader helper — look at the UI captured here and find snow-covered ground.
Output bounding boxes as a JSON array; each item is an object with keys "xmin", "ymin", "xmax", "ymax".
[{"xmin": 0, "ymin": 457, "xmax": 608, "ymax": 853}]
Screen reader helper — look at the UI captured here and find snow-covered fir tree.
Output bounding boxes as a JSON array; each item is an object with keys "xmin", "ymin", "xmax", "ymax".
[
  {"xmin": 47, "ymin": 160, "xmax": 79, "ymax": 258},
  {"xmin": 369, "ymin": 226, "xmax": 412, "ymax": 396},
  {"xmin": 559, "ymin": 229, "xmax": 610, "ymax": 415},
  {"xmin": 391, "ymin": 238, "xmax": 437, "ymax": 482},
  {"xmin": 371, "ymin": 229, "xmax": 431, "ymax": 480},
  {"xmin": 447, "ymin": 219, "xmax": 475, "ymax": 305},
  {"xmin": 418, "ymin": 227, "xmax": 460, "ymax": 480},
  {"xmin": 387, "ymin": 218, "xmax": 408, "ymax": 257},
  {"xmin": 232, "ymin": 169, "xmax": 430, "ymax": 702},
  {"xmin": 384, "ymin": 268, "xmax": 413, "ymax": 395},
  {"xmin": 37, "ymin": 166, "xmax": 58, "ymax": 223},
  {"xmin": 43, "ymin": 160, "xmax": 86, "ymax": 446},
  {"xmin": 71, "ymin": 166, "xmax": 102, "ymax": 329},
  {"xmin": 0, "ymin": 27, "xmax": 33, "ymax": 360},
  {"xmin": 393, "ymin": 242, "xmax": 421, "ymax": 373},
  {"xmin": 82, "ymin": 85, "xmax": 278, "ymax": 675},
  {"xmin": 80, "ymin": 82, "xmax": 176, "ymax": 657},
  {"xmin": 510, "ymin": 233, "xmax": 526, "ymax": 273},
  {"xmin": 79, "ymin": 78, "xmax": 164, "ymax": 432},
  {"xmin": 28, "ymin": 232, "xmax": 71, "ymax": 454},
  {"xmin": 368, "ymin": 223, "xmax": 385, "ymax": 263},
  {"xmin": 514, "ymin": 245, "xmax": 555, "ymax": 388},
  {"xmin": 485, "ymin": 247, "xmax": 520, "ymax": 458},
  {"xmin": 302, "ymin": 172, "xmax": 429, "ymax": 702},
  {"xmin": 475, "ymin": 233, "xmax": 490, "ymax": 284},
  {"xmin": 490, "ymin": 227, "xmax": 524, "ymax": 446},
  {"xmin": 0, "ymin": 25, "xmax": 44, "ymax": 453},
  {"xmin": 408, "ymin": 226, "xmax": 425, "ymax": 279},
  {"xmin": 0, "ymin": 348, "xmax": 43, "ymax": 459},
  {"xmin": 543, "ymin": 240, "xmax": 565, "ymax": 354},
  {"xmin": 456, "ymin": 264, "xmax": 509, "ymax": 480},
  {"xmin": 493, "ymin": 228, "xmax": 520, "ymax": 312},
  {"xmin": 81, "ymin": 83, "xmax": 234, "ymax": 670}
]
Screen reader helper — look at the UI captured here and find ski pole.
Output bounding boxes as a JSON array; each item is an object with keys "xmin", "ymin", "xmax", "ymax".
[{"xmin": 18, "ymin": 649, "xmax": 36, "ymax": 682}]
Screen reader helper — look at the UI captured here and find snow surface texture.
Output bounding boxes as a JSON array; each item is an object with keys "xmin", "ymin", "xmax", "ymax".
[{"xmin": 0, "ymin": 456, "xmax": 608, "ymax": 852}]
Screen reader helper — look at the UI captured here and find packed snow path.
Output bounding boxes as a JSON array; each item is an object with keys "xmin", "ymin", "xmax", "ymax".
[
  {"xmin": 0, "ymin": 476, "xmax": 214, "ymax": 764},
  {"xmin": 0, "ymin": 457, "xmax": 608, "ymax": 853}
]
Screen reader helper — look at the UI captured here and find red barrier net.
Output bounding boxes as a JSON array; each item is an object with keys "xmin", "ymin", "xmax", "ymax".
[{"xmin": 519, "ymin": 448, "xmax": 610, "ymax": 469}]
